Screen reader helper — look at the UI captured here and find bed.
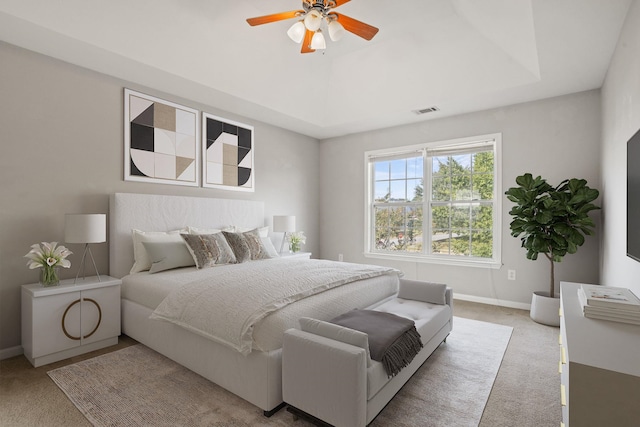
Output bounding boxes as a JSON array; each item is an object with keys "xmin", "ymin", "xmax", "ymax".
[{"xmin": 109, "ymin": 192, "xmax": 401, "ymax": 415}]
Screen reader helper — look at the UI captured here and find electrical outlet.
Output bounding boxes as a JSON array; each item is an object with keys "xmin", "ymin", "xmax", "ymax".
[
  {"xmin": 507, "ymin": 269, "xmax": 516, "ymax": 281},
  {"xmin": 338, "ymin": 253, "xmax": 344, "ymax": 262}
]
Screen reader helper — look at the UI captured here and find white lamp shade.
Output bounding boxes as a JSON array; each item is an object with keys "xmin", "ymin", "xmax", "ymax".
[
  {"xmin": 65, "ymin": 214, "xmax": 106, "ymax": 244},
  {"xmin": 273, "ymin": 215, "xmax": 296, "ymax": 233},
  {"xmin": 287, "ymin": 21, "xmax": 306, "ymax": 43},
  {"xmin": 304, "ymin": 10, "xmax": 323, "ymax": 32},
  {"xmin": 311, "ymin": 30, "xmax": 326, "ymax": 50},
  {"xmin": 328, "ymin": 20, "xmax": 345, "ymax": 41}
]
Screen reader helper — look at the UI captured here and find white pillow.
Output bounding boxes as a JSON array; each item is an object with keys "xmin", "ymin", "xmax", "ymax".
[
  {"xmin": 188, "ymin": 226, "xmax": 222, "ymax": 235},
  {"xmin": 261, "ymin": 237, "xmax": 279, "ymax": 258},
  {"xmin": 142, "ymin": 240, "xmax": 195, "ymax": 273},
  {"xmin": 130, "ymin": 229, "xmax": 186, "ymax": 274},
  {"xmin": 299, "ymin": 317, "xmax": 372, "ymax": 367}
]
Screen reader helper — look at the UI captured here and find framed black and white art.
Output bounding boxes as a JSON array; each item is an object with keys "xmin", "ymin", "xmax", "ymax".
[
  {"xmin": 202, "ymin": 112, "xmax": 255, "ymax": 192},
  {"xmin": 124, "ymin": 89, "xmax": 200, "ymax": 187}
]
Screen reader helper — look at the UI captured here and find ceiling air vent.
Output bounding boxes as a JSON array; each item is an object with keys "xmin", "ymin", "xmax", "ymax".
[{"xmin": 413, "ymin": 106, "xmax": 440, "ymax": 115}]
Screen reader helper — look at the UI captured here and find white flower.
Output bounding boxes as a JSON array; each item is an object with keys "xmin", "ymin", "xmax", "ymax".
[
  {"xmin": 288, "ymin": 231, "xmax": 306, "ymax": 245},
  {"xmin": 24, "ymin": 242, "xmax": 72, "ymax": 269}
]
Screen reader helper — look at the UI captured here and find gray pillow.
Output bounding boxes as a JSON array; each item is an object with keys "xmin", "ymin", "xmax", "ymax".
[
  {"xmin": 142, "ymin": 240, "xmax": 195, "ymax": 273},
  {"xmin": 181, "ymin": 233, "xmax": 237, "ymax": 269},
  {"xmin": 223, "ymin": 229, "xmax": 271, "ymax": 262},
  {"xmin": 398, "ymin": 279, "xmax": 447, "ymax": 305}
]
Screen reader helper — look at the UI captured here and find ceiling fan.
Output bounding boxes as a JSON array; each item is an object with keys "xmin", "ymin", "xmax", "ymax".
[{"xmin": 246, "ymin": 0, "xmax": 379, "ymax": 54}]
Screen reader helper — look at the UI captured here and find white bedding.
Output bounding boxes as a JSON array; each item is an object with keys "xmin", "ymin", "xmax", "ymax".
[{"xmin": 123, "ymin": 258, "xmax": 400, "ymax": 355}]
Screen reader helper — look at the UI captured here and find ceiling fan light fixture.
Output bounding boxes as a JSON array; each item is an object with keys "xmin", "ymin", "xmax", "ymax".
[
  {"xmin": 245, "ymin": 1, "xmax": 380, "ymax": 54},
  {"xmin": 287, "ymin": 21, "xmax": 306, "ymax": 43},
  {"xmin": 310, "ymin": 30, "xmax": 326, "ymax": 50},
  {"xmin": 304, "ymin": 9, "xmax": 323, "ymax": 31},
  {"xmin": 327, "ymin": 20, "xmax": 345, "ymax": 41}
]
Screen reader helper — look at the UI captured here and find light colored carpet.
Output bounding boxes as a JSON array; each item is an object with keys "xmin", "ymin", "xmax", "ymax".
[{"xmin": 47, "ymin": 316, "xmax": 512, "ymax": 427}]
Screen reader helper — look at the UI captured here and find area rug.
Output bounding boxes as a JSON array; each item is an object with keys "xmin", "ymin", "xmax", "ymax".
[{"xmin": 48, "ymin": 316, "xmax": 512, "ymax": 427}]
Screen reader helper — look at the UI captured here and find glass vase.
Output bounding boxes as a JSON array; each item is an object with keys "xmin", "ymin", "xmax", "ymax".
[
  {"xmin": 290, "ymin": 242, "xmax": 301, "ymax": 253},
  {"xmin": 39, "ymin": 266, "xmax": 60, "ymax": 287}
]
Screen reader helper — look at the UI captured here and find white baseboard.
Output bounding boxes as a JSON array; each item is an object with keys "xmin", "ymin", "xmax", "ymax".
[
  {"xmin": 0, "ymin": 345, "xmax": 23, "ymax": 361},
  {"xmin": 454, "ymin": 293, "xmax": 531, "ymax": 311}
]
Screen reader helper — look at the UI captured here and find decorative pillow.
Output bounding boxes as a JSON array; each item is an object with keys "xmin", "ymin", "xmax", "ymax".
[
  {"xmin": 130, "ymin": 229, "xmax": 186, "ymax": 274},
  {"xmin": 299, "ymin": 317, "xmax": 372, "ymax": 367},
  {"xmin": 261, "ymin": 237, "xmax": 279, "ymax": 258},
  {"xmin": 233, "ymin": 225, "xmax": 269, "ymax": 237},
  {"xmin": 398, "ymin": 279, "xmax": 447, "ymax": 305},
  {"xmin": 222, "ymin": 231, "xmax": 252, "ymax": 263},
  {"xmin": 181, "ymin": 233, "xmax": 237, "ymax": 269},
  {"xmin": 223, "ymin": 229, "xmax": 272, "ymax": 262},
  {"xmin": 142, "ymin": 241, "xmax": 195, "ymax": 273}
]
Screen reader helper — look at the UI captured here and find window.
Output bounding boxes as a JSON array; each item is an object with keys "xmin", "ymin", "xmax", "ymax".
[{"xmin": 365, "ymin": 134, "xmax": 501, "ymax": 268}]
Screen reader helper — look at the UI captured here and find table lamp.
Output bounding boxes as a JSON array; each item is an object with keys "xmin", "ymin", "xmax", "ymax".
[
  {"xmin": 65, "ymin": 213, "xmax": 106, "ymax": 283},
  {"xmin": 273, "ymin": 215, "xmax": 296, "ymax": 254}
]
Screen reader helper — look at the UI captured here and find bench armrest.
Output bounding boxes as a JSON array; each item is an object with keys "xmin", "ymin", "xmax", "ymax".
[{"xmin": 283, "ymin": 328, "xmax": 368, "ymax": 427}]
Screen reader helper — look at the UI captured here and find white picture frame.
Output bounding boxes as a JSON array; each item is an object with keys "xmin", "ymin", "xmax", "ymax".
[
  {"xmin": 202, "ymin": 112, "xmax": 255, "ymax": 192},
  {"xmin": 124, "ymin": 89, "xmax": 200, "ymax": 187}
]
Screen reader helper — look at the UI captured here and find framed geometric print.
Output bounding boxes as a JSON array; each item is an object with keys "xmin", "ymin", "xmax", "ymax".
[
  {"xmin": 124, "ymin": 89, "xmax": 200, "ymax": 187},
  {"xmin": 202, "ymin": 112, "xmax": 255, "ymax": 192}
]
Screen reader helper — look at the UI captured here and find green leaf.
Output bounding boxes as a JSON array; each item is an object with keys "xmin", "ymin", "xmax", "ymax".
[
  {"xmin": 515, "ymin": 173, "xmax": 534, "ymax": 188},
  {"xmin": 506, "ymin": 173, "xmax": 599, "ymax": 269}
]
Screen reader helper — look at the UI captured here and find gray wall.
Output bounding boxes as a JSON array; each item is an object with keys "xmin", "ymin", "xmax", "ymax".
[
  {"xmin": 319, "ymin": 90, "xmax": 602, "ymax": 306},
  {"xmin": 601, "ymin": 0, "xmax": 640, "ymax": 293},
  {"xmin": 0, "ymin": 42, "xmax": 320, "ymax": 352}
]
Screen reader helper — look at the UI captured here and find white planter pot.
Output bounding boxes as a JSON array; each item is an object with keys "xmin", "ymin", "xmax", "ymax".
[{"xmin": 530, "ymin": 291, "xmax": 560, "ymax": 327}]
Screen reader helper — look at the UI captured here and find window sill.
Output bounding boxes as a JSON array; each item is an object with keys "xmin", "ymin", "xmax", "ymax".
[{"xmin": 363, "ymin": 251, "xmax": 502, "ymax": 269}]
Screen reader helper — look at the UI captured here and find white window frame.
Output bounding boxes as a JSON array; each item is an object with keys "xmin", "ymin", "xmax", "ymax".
[{"xmin": 364, "ymin": 133, "xmax": 502, "ymax": 269}]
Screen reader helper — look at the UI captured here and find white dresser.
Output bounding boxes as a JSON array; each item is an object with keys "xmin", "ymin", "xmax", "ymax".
[
  {"xmin": 559, "ymin": 281, "xmax": 640, "ymax": 426},
  {"xmin": 22, "ymin": 276, "xmax": 121, "ymax": 367}
]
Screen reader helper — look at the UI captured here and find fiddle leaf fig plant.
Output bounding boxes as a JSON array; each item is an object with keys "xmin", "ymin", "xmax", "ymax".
[{"xmin": 505, "ymin": 173, "xmax": 600, "ymax": 298}]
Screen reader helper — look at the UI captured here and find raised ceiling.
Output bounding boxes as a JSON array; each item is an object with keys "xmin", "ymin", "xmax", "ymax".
[{"xmin": 0, "ymin": 0, "xmax": 632, "ymax": 139}]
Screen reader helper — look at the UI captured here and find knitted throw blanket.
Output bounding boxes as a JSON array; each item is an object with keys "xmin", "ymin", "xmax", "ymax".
[{"xmin": 330, "ymin": 309, "xmax": 423, "ymax": 377}]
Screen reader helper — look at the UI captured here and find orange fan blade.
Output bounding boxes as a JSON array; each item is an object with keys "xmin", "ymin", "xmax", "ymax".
[
  {"xmin": 301, "ymin": 29, "xmax": 316, "ymax": 54},
  {"xmin": 332, "ymin": 0, "xmax": 351, "ymax": 7},
  {"xmin": 246, "ymin": 10, "xmax": 303, "ymax": 26},
  {"xmin": 333, "ymin": 13, "xmax": 379, "ymax": 40}
]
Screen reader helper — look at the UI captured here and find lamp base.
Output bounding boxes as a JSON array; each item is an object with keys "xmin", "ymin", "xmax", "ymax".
[
  {"xmin": 279, "ymin": 231, "xmax": 290, "ymax": 254},
  {"xmin": 74, "ymin": 243, "xmax": 101, "ymax": 284}
]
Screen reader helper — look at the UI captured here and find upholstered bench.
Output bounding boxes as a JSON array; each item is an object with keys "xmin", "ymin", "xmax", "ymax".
[{"xmin": 282, "ymin": 279, "xmax": 453, "ymax": 427}]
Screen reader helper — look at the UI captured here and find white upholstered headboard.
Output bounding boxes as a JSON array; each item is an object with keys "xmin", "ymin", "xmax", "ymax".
[{"xmin": 109, "ymin": 193, "xmax": 265, "ymax": 278}]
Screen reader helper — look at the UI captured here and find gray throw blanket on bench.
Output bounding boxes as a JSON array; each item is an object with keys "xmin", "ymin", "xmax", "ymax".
[{"xmin": 330, "ymin": 309, "xmax": 423, "ymax": 377}]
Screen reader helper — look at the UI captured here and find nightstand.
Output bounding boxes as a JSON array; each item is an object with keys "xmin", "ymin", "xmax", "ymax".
[
  {"xmin": 280, "ymin": 252, "xmax": 312, "ymax": 259},
  {"xmin": 21, "ymin": 275, "xmax": 121, "ymax": 367}
]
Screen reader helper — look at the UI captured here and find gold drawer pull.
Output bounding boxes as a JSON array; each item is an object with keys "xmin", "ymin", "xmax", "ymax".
[
  {"xmin": 558, "ymin": 360, "xmax": 563, "ymax": 374},
  {"xmin": 561, "ymin": 384, "xmax": 567, "ymax": 406},
  {"xmin": 558, "ymin": 334, "xmax": 562, "ymax": 345},
  {"xmin": 561, "ymin": 347, "xmax": 566, "ymax": 364},
  {"xmin": 62, "ymin": 298, "xmax": 102, "ymax": 340}
]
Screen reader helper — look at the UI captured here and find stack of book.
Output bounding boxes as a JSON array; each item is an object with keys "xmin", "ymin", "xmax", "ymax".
[{"xmin": 578, "ymin": 284, "xmax": 640, "ymax": 325}]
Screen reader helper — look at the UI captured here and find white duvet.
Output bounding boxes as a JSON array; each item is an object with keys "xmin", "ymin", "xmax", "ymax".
[{"xmin": 149, "ymin": 258, "xmax": 399, "ymax": 355}]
